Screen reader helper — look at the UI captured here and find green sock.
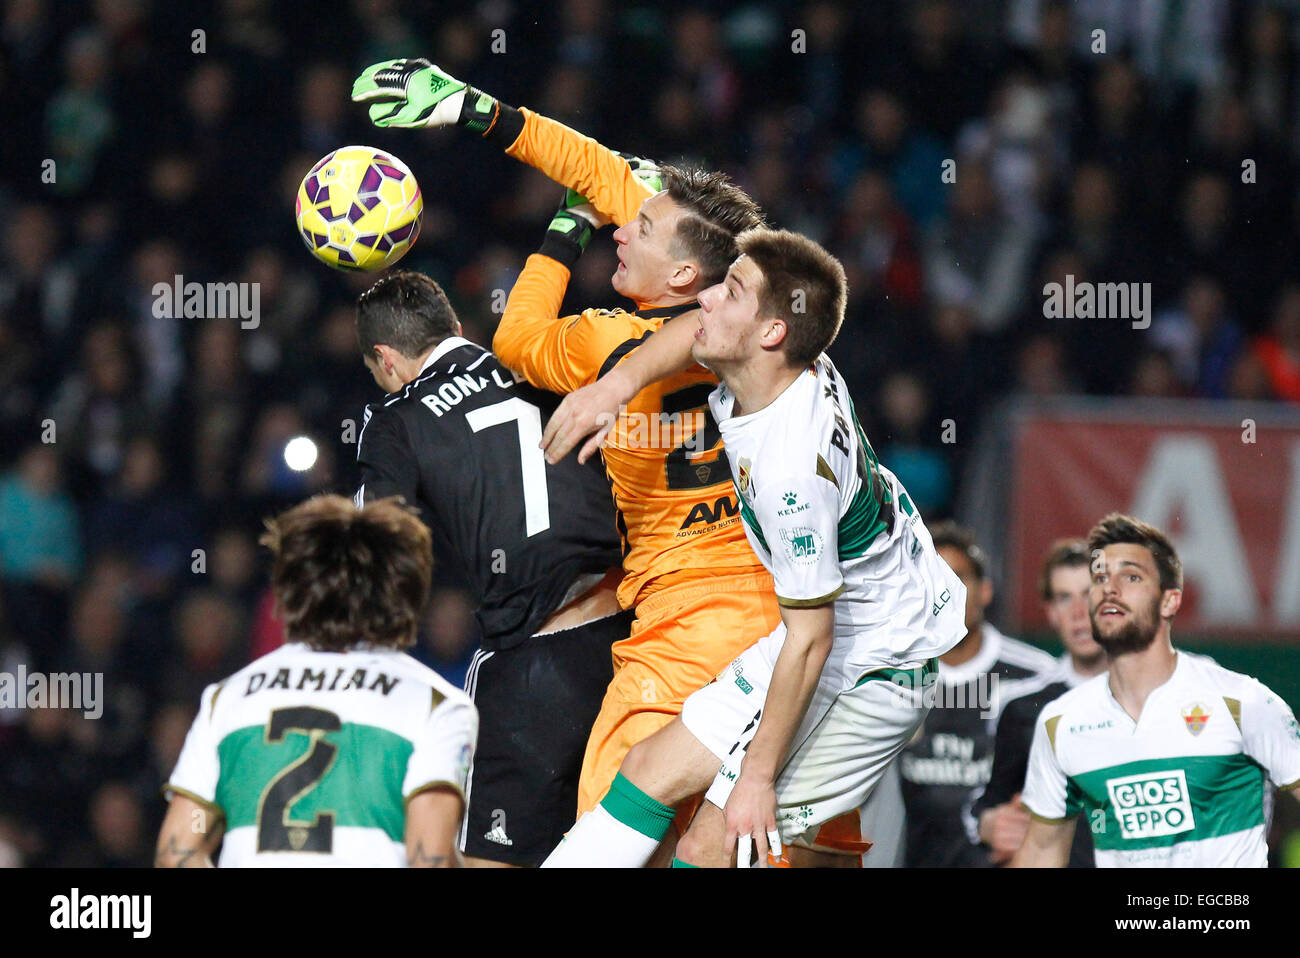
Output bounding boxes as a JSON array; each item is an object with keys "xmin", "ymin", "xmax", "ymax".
[
  {"xmin": 670, "ymin": 857, "xmax": 700, "ymax": 868},
  {"xmin": 600, "ymin": 772, "xmax": 677, "ymax": 841}
]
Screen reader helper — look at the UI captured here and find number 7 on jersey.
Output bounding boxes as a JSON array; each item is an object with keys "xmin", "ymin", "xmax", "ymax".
[{"xmin": 466, "ymin": 398, "xmax": 551, "ymax": 537}]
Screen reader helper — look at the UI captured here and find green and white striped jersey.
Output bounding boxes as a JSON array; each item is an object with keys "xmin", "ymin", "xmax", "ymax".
[
  {"xmin": 710, "ymin": 354, "xmax": 965, "ymax": 689},
  {"xmin": 1022, "ymin": 651, "xmax": 1300, "ymax": 867},
  {"xmin": 166, "ymin": 643, "xmax": 477, "ymax": 867}
]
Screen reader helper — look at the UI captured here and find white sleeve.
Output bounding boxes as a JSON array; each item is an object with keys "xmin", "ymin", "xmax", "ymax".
[
  {"xmin": 165, "ymin": 682, "xmax": 224, "ymax": 809},
  {"xmin": 753, "ymin": 473, "xmax": 844, "ymax": 607},
  {"xmin": 403, "ymin": 692, "xmax": 479, "ymax": 801},
  {"xmin": 1239, "ymin": 680, "xmax": 1300, "ymax": 789},
  {"xmin": 1020, "ymin": 710, "xmax": 1072, "ymax": 821}
]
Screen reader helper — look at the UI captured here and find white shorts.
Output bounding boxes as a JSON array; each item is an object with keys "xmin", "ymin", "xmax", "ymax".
[{"xmin": 680, "ymin": 623, "xmax": 932, "ymax": 848}]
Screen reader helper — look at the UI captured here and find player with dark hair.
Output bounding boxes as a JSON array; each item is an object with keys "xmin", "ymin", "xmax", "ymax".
[
  {"xmin": 887, "ymin": 520, "xmax": 1056, "ymax": 867},
  {"xmin": 351, "ymin": 60, "xmax": 805, "ymax": 853},
  {"xmin": 972, "ymin": 538, "xmax": 1105, "ymax": 866},
  {"xmin": 1014, "ymin": 514, "xmax": 1300, "ymax": 867},
  {"xmin": 156, "ymin": 495, "xmax": 476, "ymax": 867},
  {"xmin": 538, "ymin": 229, "xmax": 966, "ymax": 867},
  {"xmin": 352, "ymin": 270, "xmax": 628, "ymax": 868}
]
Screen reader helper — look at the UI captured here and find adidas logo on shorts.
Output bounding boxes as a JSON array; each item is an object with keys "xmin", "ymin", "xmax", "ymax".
[{"xmin": 484, "ymin": 824, "xmax": 514, "ymax": 846}]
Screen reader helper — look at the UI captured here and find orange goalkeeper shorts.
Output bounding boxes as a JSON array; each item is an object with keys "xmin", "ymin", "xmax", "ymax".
[{"xmin": 576, "ymin": 570, "xmax": 781, "ymax": 817}]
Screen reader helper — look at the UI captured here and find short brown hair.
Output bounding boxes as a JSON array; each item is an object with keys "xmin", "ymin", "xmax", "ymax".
[
  {"xmin": 1087, "ymin": 513, "xmax": 1183, "ymax": 593},
  {"xmin": 661, "ymin": 165, "xmax": 765, "ymax": 286},
  {"xmin": 1038, "ymin": 538, "xmax": 1090, "ymax": 600},
  {"xmin": 260, "ymin": 495, "xmax": 433, "ymax": 652},
  {"xmin": 736, "ymin": 228, "xmax": 847, "ymax": 366}
]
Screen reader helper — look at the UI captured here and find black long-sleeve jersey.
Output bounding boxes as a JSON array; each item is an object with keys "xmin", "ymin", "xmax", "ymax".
[
  {"xmin": 972, "ymin": 666, "xmax": 1096, "ymax": 868},
  {"xmin": 898, "ymin": 623, "xmax": 1057, "ymax": 867},
  {"xmin": 355, "ymin": 336, "xmax": 622, "ymax": 650}
]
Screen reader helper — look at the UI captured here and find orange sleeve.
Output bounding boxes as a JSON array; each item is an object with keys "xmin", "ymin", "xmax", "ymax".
[
  {"xmin": 493, "ymin": 253, "xmax": 656, "ymax": 395},
  {"xmin": 506, "ymin": 108, "xmax": 655, "ymax": 227}
]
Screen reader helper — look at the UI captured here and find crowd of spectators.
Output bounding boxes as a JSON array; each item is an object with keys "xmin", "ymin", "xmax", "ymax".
[{"xmin": 1, "ymin": 0, "xmax": 1298, "ymax": 866}]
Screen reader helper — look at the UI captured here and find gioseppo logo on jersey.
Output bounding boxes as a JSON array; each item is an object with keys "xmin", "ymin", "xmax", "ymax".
[
  {"xmin": 779, "ymin": 526, "xmax": 822, "ymax": 565},
  {"xmin": 1106, "ymin": 770, "xmax": 1195, "ymax": 840}
]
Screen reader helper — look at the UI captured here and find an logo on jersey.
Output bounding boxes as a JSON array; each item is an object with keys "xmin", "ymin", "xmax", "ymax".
[
  {"xmin": 1106, "ymin": 770, "xmax": 1195, "ymax": 840},
  {"xmin": 738, "ymin": 458, "xmax": 752, "ymax": 496},
  {"xmin": 1181, "ymin": 702, "xmax": 1211, "ymax": 737},
  {"xmin": 779, "ymin": 526, "xmax": 822, "ymax": 565},
  {"xmin": 679, "ymin": 495, "xmax": 739, "ymax": 530}
]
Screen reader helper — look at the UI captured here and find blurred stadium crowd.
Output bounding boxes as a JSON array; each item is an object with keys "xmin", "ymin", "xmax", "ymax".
[{"xmin": 1, "ymin": 0, "xmax": 1298, "ymax": 866}]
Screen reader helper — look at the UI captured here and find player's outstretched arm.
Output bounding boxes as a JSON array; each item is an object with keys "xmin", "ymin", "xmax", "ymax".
[
  {"xmin": 405, "ymin": 787, "xmax": 465, "ymax": 868},
  {"xmin": 155, "ymin": 794, "xmax": 223, "ymax": 868},
  {"xmin": 726, "ymin": 602, "xmax": 834, "ymax": 867},
  {"xmin": 352, "ymin": 59, "xmax": 656, "ymax": 226},
  {"xmin": 541, "ymin": 309, "xmax": 702, "ymax": 464},
  {"xmin": 1009, "ymin": 816, "xmax": 1074, "ymax": 867}
]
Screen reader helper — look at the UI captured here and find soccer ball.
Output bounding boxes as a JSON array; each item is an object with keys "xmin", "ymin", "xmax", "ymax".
[{"xmin": 295, "ymin": 146, "xmax": 422, "ymax": 271}]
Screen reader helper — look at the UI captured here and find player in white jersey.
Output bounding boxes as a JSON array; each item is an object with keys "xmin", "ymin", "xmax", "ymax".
[
  {"xmin": 155, "ymin": 496, "xmax": 477, "ymax": 868},
  {"xmin": 1014, "ymin": 513, "xmax": 1300, "ymax": 867},
  {"xmin": 539, "ymin": 228, "xmax": 966, "ymax": 867}
]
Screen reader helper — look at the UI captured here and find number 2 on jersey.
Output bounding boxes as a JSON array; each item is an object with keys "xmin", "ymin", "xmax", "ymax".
[
  {"xmin": 466, "ymin": 398, "xmax": 551, "ymax": 537},
  {"xmin": 256, "ymin": 706, "xmax": 341, "ymax": 853}
]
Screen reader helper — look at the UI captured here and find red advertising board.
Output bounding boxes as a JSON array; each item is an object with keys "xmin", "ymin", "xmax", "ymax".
[{"xmin": 1008, "ymin": 406, "xmax": 1300, "ymax": 640}]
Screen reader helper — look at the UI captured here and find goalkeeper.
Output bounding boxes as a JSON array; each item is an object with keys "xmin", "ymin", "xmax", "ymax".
[{"xmin": 353, "ymin": 61, "xmax": 873, "ymax": 866}]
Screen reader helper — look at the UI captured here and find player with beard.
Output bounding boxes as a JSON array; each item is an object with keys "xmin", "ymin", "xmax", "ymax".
[
  {"xmin": 972, "ymin": 539, "xmax": 1107, "ymax": 866},
  {"xmin": 1014, "ymin": 514, "xmax": 1300, "ymax": 867}
]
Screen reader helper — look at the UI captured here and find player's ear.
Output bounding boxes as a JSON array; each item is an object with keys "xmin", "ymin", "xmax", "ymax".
[
  {"xmin": 1160, "ymin": 588, "xmax": 1182, "ymax": 619},
  {"xmin": 669, "ymin": 260, "xmax": 698, "ymax": 294},
  {"xmin": 760, "ymin": 317, "xmax": 788, "ymax": 350}
]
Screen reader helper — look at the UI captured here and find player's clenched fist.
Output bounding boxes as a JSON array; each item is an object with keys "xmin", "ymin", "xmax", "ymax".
[{"xmin": 352, "ymin": 58, "xmax": 505, "ymax": 133}]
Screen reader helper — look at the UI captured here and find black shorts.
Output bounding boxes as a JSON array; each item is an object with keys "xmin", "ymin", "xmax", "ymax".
[{"xmin": 459, "ymin": 609, "xmax": 632, "ymax": 866}]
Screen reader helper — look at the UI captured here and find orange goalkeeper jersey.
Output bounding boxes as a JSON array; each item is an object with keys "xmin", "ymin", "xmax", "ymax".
[{"xmin": 493, "ymin": 109, "xmax": 765, "ymax": 610}]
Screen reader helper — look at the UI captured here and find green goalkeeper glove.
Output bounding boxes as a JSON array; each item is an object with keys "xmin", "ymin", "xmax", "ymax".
[
  {"xmin": 351, "ymin": 58, "xmax": 523, "ymax": 143},
  {"xmin": 540, "ymin": 191, "xmax": 599, "ymax": 269},
  {"xmin": 541, "ymin": 155, "xmax": 662, "ymax": 266}
]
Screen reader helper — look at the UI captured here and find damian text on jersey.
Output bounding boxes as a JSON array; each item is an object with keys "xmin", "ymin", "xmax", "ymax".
[
  {"xmin": 49, "ymin": 889, "xmax": 151, "ymax": 939},
  {"xmin": 243, "ymin": 666, "xmax": 402, "ymax": 696},
  {"xmin": 0, "ymin": 667, "xmax": 102, "ymax": 719}
]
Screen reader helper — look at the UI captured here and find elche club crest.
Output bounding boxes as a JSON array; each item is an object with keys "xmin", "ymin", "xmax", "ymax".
[
  {"xmin": 1181, "ymin": 701, "xmax": 1211, "ymax": 737},
  {"xmin": 738, "ymin": 457, "xmax": 752, "ymax": 497}
]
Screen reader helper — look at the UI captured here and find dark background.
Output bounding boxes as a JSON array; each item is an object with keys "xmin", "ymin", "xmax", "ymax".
[{"xmin": 0, "ymin": 0, "xmax": 1297, "ymax": 867}]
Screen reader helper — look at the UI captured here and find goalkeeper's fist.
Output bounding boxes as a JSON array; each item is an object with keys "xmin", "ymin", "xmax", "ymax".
[{"xmin": 352, "ymin": 58, "xmax": 512, "ymax": 137}]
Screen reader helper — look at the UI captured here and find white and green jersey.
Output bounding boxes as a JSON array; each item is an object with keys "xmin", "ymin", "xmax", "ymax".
[
  {"xmin": 166, "ymin": 643, "xmax": 477, "ymax": 867},
  {"xmin": 710, "ymin": 354, "xmax": 966, "ymax": 689},
  {"xmin": 1022, "ymin": 651, "xmax": 1300, "ymax": 867}
]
